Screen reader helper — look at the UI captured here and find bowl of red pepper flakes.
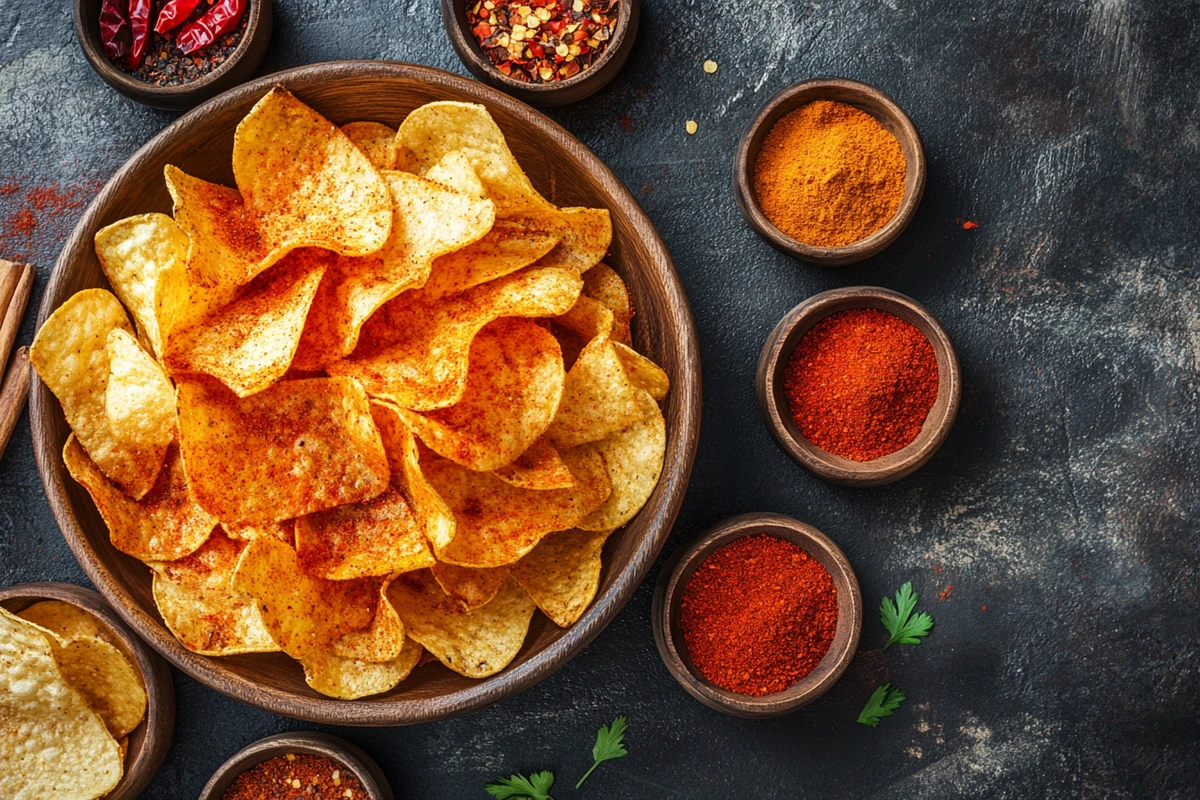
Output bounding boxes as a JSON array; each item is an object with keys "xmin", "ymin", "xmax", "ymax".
[
  {"xmin": 442, "ymin": 0, "xmax": 638, "ymax": 106},
  {"xmin": 756, "ymin": 286, "xmax": 962, "ymax": 487},
  {"xmin": 198, "ymin": 733, "xmax": 394, "ymax": 800},
  {"xmin": 74, "ymin": 0, "xmax": 273, "ymax": 110}
]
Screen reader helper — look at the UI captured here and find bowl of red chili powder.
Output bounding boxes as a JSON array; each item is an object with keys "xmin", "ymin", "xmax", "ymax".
[
  {"xmin": 757, "ymin": 286, "xmax": 962, "ymax": 486},
  {"xmin": 653, "ymin": 513, "xmax": 862, "ymax": 718}
]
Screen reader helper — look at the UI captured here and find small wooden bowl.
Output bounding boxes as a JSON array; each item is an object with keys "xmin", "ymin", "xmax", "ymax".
[
  {"xmin": 756, "ymin": 286, "xmax": 961, "ymax": 486},
  {"xmin": 198, "ymin": 732, "xmax": 394, "ymax": 800},
  {"xmin": 73, "ymin": 0, "xmax": 273, "ymax": 111},
  {"xmin": 652, "ymin": 513, "xmax": 862, "ymax": 718},
  {"xmin": 733, "ymin": 77, "xmax": 926, "ymax": 266},
  {"xmin": 441, "ymin": 0, "xmax": 639, "ymax": 107},
  {"xmin": 0, "ymin": 582, "xmax": 174, "ymax": 800}
]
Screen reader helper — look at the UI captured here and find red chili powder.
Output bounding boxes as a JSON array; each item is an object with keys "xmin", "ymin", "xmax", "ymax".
[
  {"xmin": 783, "ymin": 308, "xmax": 939, "ymax": 462},
  {"xmin": 222, "ymin": 753, "xmax": 369, "ymax": 800},
  {"xmin": 0, "ymin": 179, "xmax": 101, "ymax": 260},
  {"xmin": 680, "ymin": 534, "xmax": 838, "ymax": 696}
]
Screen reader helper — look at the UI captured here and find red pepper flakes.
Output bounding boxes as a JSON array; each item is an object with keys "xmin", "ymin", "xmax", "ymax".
[
  {"xmin": 221, "ymin": 753, "xmax": 369, "ymax": 800},
  {"xmin": 466, "ymin": 0, "xmax": 619, "ymax": 83},
  {"xmin": 939, "ymin": 583, "xmax": 954, "ymax": 602}
]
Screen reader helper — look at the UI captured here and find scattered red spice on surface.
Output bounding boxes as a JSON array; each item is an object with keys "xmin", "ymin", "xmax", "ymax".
[
  {"xmin": 962, "ymin": 220, "xmax": 978, "ymax": 230},
  {"xmin": 982, "ymin": 605, "xmax": 988, "ymax": 611},
  {"xmin": 939, "ymin": 584, "xmax": 954, "ymax": 602},
  {"xmin": 933, "ymin": 565, "xmax": 942, "ymax": 573},
  {"xmin": 221, "ymin": 753, "xmax": 368, "ymax": 800},
  {"xmin": 0, "ymin": 179, "xmax": 101, "ymax": 261},
  {"xmin": 783, "ymin": 308, "xmax": 939, "ymax": 462},
  {"xmin": 680, "ymin": 534, "xmax": 838, "ymax": 696}
]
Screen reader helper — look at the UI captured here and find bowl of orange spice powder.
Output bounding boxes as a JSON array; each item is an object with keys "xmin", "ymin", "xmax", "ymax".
[{"xmin": 733, "ymin": 78, "xmax": 926, "ymax": 265}]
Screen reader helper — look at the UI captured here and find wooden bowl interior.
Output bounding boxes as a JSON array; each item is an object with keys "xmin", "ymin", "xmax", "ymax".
[
  {"xmin": 33, "ymin": 62, "xmax": 699, "ymax": 725},
  {"xmin": 0, "ymin": 582, "xmax": 174, "ymax": 800},
  {"xmin": 198, "ymin": 733, "xmax": 393, "ymax": 800}
]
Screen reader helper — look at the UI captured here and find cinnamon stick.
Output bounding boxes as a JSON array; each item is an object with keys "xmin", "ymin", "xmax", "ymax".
[
  {"xmin": 0, "ymin": 260, "xmax": 33, "ymax": 375},
  {"xmin": 0, "ymin": 346, "xmax": 29, "ymax": 462}
]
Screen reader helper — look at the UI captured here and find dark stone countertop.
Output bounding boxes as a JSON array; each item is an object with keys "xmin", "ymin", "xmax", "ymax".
[{"xmin": 1, "ymin": 1, "xmax": 1196, "ymax": 797}]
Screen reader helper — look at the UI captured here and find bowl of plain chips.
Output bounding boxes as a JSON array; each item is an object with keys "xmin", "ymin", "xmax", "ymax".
[{"xmin": 31, "ymin": 61, "xmax": 700, "ymax": 724}]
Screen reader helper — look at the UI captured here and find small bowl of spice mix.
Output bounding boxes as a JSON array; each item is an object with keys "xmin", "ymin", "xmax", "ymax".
[
  {"xmin": 199, "ymin": 733, "xmax": 394, "ymax": 800},
  {"xmin": 443, "ymin": 0, "xmax": 639, "ymax": 106},
  {"xmin": 734, "ymin": 77, "xmax": 926, "ymax": 265},
  {"xmin": 757, "ymin": 286, "xmax": 962, "ymax": 487},
  {"xmin": 653, "ymin": 513, "xmax": 862, "ymax": 718}
]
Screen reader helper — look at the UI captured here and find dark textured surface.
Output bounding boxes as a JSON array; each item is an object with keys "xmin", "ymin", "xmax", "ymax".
[{"xmin": 1, "ymin": 1, "xmax": 1197, "ymax": 797}]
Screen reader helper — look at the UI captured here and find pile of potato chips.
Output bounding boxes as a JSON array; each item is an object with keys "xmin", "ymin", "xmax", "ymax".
[
  {"xmin": 0, "ymin": 601, "xmax": 147, "ymax": 798},
  {"xmin": 32, "ymin": 89, "xmax": 667, "ymax": 699}
]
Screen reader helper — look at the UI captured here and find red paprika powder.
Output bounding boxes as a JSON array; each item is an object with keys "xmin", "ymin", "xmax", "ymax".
[
  {"xmin": 680, "ymin": 534, "xmax": 838, "ymax": 696},
  {"xmin": 784, "ymin": 308, "xmax": 938, "ymax": 462}
]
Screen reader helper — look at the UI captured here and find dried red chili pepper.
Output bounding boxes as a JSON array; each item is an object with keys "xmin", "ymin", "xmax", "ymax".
[
  {"xmin": 177, "ymin": 0, "xmax": 247, "ymax": 54},
  {"xmin": 155, "ymin": 0, "xmax": 205, "ymax": 34},
  {"xmin": 126, "ymin": 0, "xmax": 152, "ymax": 68},
  {"xmin": 98, "ymin": 0, "xmax": 132, "ymax": 62}
]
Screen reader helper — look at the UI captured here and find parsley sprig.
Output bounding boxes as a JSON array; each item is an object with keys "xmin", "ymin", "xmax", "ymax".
[
  {"xmin": 485, "ymin": 771, "xmax": 555, "ymax": 800},
  {"xmin": 880, "ymin": 582, "xmax": 933, "ymax": 649},
  {"xmin": 576, "ymin": 715, "xmax": 628, "ymax": 788},
  {"xmin": 857, "ymin": 683, "xmax": 906, "ymax": 727}
]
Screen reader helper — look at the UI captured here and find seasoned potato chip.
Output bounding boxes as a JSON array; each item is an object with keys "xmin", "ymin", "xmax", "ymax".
[
  {"xmin": 545, "ymin": 332, "xmax": 647, "ymax": 451},
  {"xmin": 512, "ymin": 528, "xmax": 611, "ymax": 627},
  {"xmin": 223, "ymin": 520, "xmax": 294, "ymax": 544},
  {"xmin": 424, "ymin": 447, "xmax": 610, "ymax": 567},
  {"xmin": 612, "ymin": 342, "xmax": 670, "ymax": 401},
  {"xmin": 556, "ymin": 294, "xmax": 615, "ymax": 343},
  {"xmin": 331, "ymin": 581, "xmax": 405, "ymax": 663},
  {"xmin": 150, "ymin": 530, "xmax": 278, "ymax": 655},
  {"xmin": 431, "ymin": 561, "xmax": 510, "ymax": 610},
  {"xmin": 492, "ymin": 438, "xmax": 575, "ymax": 490},
  {"xmin": 233, "ymin": 89, "xmax": 392, "ymax": 257},
  {"xmin": 388, "ymin": 570, "xmax": 535, "ymax": 678},
  {"xmin": 65, "ymin": 435, "xmax": 215, "ymax": 562},
  {"xmin": 396, "ymin": 319, "xmax": 563, "ymax": 471},
  {"xmin": 422, "ymin": 220, "xmax": 559, "ymax": 299},
  {"xmin": 303, "ymin": 635, "xmax": 421, "ymax": 700},
  {"xmin": 16, "ymin": 601, "xmax": 119, "ymax": 650},
  {"xmin": 577, "ymin": 391, "xmax": 666, "ymax": 530},
  {"xmin": 31, "ymin": 289, "xmax": 167, "ymax": 499},
  {"xmin": 104, "ymin": 328, "xmax": 175, "ymax": 452},
  {"xmin": 535, "ymin": 207, "xmax": 612, "ymax": 273},
  {"xmin": 0, "ymin": 610, "xmax": 123, "ymax": 799},
  {"xmin": 341, "ymin": 121, "xmax": 398, "ymax": 170},
  {"xmin": 331, "ymin": 267, "xmax": 582, "ymax": 410},
  {"xmin": 582, "ymin": 263, "xmax": 633, "ymax": 346},
  {"xmin": 51, "ymin": 636, "xmax": 147, "ymax": 739},
  {"xmin": 423, "ymin": 149, "xmax": 485, "ymax": 197},
  {"xmin": 94, "ymin": 212, "xmax": 189, "ymax": 358},
  {"xmin": 176, "ymin": 376, "xmax": 390, "ymax": 524}
]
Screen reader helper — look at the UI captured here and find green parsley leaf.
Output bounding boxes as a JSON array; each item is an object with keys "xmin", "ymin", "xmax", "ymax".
[
  {"xmin": 575, "ymin": 715, "xmax": 629, "ymax": 789},
  {"xmin": 880, "ymin": 581, "xmax": 933, "ymax": 650},
  {"xmin": 485, "ymin": 770, "xmax": 555, "ymax": 800},
  {"xmin": 857, "ymin": 683, "xmax": 906, "ymax": 727}
]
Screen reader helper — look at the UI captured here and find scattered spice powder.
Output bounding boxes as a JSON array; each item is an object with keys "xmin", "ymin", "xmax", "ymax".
[
  {"xmin": 0, "ymin": 179, "xmax": 101, "ymax": 261},
  {"xmin": 466, "ymin": 0, "xmax": 619, "ymax": 83},
  {"xmin": 680, "ymin": 534, "xmax": 838, "ymax": 696},
  {"xmin": 753, "ymin": 100, "xmax": 906, "ymax": 247},
  {"xmin": 784, "ymin": 308, "xmax": 938, "ymax": 462},
  {"xmin": 221, "ymin": 753, "xmax": 368, "ymax": 800}
]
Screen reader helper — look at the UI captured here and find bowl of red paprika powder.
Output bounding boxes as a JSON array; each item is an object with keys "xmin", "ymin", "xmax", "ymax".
[
  {"xmin": 757, "ymin": 286, "xmax": 962, "ymax": 486},
  {"xmin": 652, "ymin": 513, "xmax": 862, "ymax": 718}
]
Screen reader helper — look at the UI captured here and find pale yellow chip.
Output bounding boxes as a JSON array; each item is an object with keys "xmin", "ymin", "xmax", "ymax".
[
  {"xmin": 424, "ymin": 447, "xmax": 610, "ymax": 567},
  {"xmin": 65, "ymin": 435, "xmax": 215, "ymax": 562},
  {"xmin": 16, "ymin": 601, "xmax": 118, "ymax": 649},
  {"xmin": 31, "ymin": 289, "xmax": 167, "ymax": 499},
  {"xmin": 330, "ymin": 267, "xmax": 582, "ymax": 410},
  {"xmin": 545, "ymin": 333, "xmax": 648, "ymax": 451},
  {"xmin": 422, "ymin": 220, "xmax": 559, "ymax": 299},
  {"xmin": 331, "ymin": 580, "xmax": 406, "ymax": 663},
  {"xmin": 104, "ymin": 328, "xmax": 175, "ymax": 452},
  {"xmin": 0, "ymin": 609, "xmax": 123, "ymax": 799},
  {"xmin": 150, "ymin": 530, "xmax": 278, "ymax": 655},
  {"xmin": 165, "ymin": 247, "xmax": 330, "ymax": 397},
  {"xmin": 341, "ymin": 121, "xmax": 399, "ymax": 171},
  {"xmin": 302, "ymin": 635, "xmax": 422, "ymax": 700},
  {"xmin": 423, "ymin": 149, "xmax": 486, "ymax": 197},
  {"xmin": 233, "ymin": 88, "xmax": 392, "ymax": 257},
  {"xmin": 512, "ymin": 528, "xmax": 611, "ymax": 627},
  {"xmin": 176, "ymin": 376, "xmax": 390, "ymax": 524},
  {"xmin": 492, "ymin": 438, "xmax": 576, "ymax": 490},
  {"xmin": 612, "ymin": 342, "xmax": 670, "ymax": 401},
  {"xmin": 94, "ymin": 212, "xmax": 189, "ymax": 359},
  {"xmin": 388, "ymin": 570, "xmax": 535, "ymax": 678},
  {"xmin": 582, "ymin": 263, "xmax": 632, "ymax": 346},
  {"xmin": 51, "ymin": 635, "xmax": 147, "ymax": 740},
  {"xmin": 431, "ymin": 561, "xmax": 510, "ymax": 610},
  {"xmin": 396, "ymin": 318, "xmax": 564, "ymax": 471},
  {"xmin": 576, "ymin": 390, "xmax": 665, "ymax": 530}
]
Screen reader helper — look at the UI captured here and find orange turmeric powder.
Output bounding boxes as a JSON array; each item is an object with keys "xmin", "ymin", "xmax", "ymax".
[{"xmin": 752, "ymin": 100, "xmax": 906, "ymax": 247}]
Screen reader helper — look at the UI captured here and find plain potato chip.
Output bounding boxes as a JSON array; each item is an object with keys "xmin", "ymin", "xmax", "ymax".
[
  {"xmin": 512, "ymin": 528, "xmax": 611, "ymax": 627},
  {"xmin": 233, "ymin": 89, "xmax": 392, "ymax": 257},
  {"xmin": 176, "ymin": 376, "xmax": 390, "ymax": 524},
  {"xmin": 303, "ymin": 635, "xmax": 421, "ymax": 700},
  {"xmin": 424, "ymin": 447, "xmax": 610, "ymax": 567},
  {"xmin": 31, "ymin": 289, "xmax": 166, "ymax": 499},
  {"xmin": 576, "ymin": 391, "xmax": 666, "ymax": 531},
  {"xmin": 64, "ymin": 435, "xmax": 215, "ymax": 562},
  {"xmin": 397, "ymin": 319, "xmax": 564, "ymax": 471},
  {"xmin": 492, "ymin": 438, "xmax": 575, "ymax": 490},
  {"xmin": 330, "ymin": 267, "xmax": 582, "ymax": 410},
  {"xmin": 388, "ymin": 570, "xmax": 535, "ymax": 678},
  {"xmin": 15, "ymin": 601, "xmax": 119, "ymax": 650},
  {"xmin": 612, "ymin": 342, "xmax": 670, "ymax": 401},
  {"xmin": 94, "ymin": 212, "xmax": 189, "ymax": 358},
  {"xmin": 104, "ymin": 328, "xmax": 176, "ymax": 453},
  {"xmin": 341, "ymin": 121, "xmax": 398, "ymax": 171},
  {"xmin": 150, "ymin": 530, "xmax": 278, "ymax": 655},
  {"xmin": 545, "ymin": 332, "xmax": 647, "ymax": 451},
  {"xmin": 0, "ymin": 610, "xmax": 123, "ymax": 800},
  {"xmin": 422, "ymin": 220, "xmax": 559, "ymax": 299},
  {"xmin": 51, "ymin": 636, "xmax": 147, "ymax": 740},
  {"xmin": 582, "ymin": 263, "xmax": 632, "ymax": 346},
  {"xmin": 331, "ymin": 581, "xmax": 405, "ymax": 663},
  {"xmin": 431, "ymin": 561, "xmax": 510, "ymax": 610}
]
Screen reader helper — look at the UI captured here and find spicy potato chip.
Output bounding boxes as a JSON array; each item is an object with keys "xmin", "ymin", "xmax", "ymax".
[
  {"xmin": 341, "ymin": 121, "xmax": 399, "ymax": 171},
  {"xmin": 534, "ymin": 207, "xmax": 612, "ymax": 273},
  {"xmin": 423, "ymin": 149, "xmax": 486, "ymax": 197},
  {"xmin": 176, "ymin": 376, "xmax": 389, "ymax": 524},
  {"xmin": 512, "ymin": 528, "xmax": 611, "ymax": 627},
  {"xmin": 31, "ymin": 289, "xmax": 166, "ymax": 499},
  {"xmin": 612, "ymin": 342, "xmax": 670, "ymax": 401},
  {"xmin": 388, "ymin": 570, "xmax": 535, "ymax": 678},
  {"xmin": 16, "ymin": 601, "xmax": 119, "ymax": 650},
  {"xmin": 422, "ymin": 220, "xmax": 559, "ymax": 299},
  {"xmin": 576, "ymin": 391, "xmax": 666, "ymax": 531},
  {"xmin": 582, "ymin": 263, "xmax": 633, "ymax": 346},
  {"xmin": 104, "ymin": 328, "xmax": 176, "ymax": 452},
  {"xmin": 51, "ymin": 636, "xmax": 147, "ymax": 740},
  {"xmin": 545, "ymin": 332, "xmax": 648, "ymax": 451},
  {"xmin": 331, "ymin": 581, "xmax": 406, "ymax": 663},
  {"xmin": 65, "ymin": 435, "xmax": 215, "ymax": 562},
  {"xmin": 431, "ymin": 562, "xmax": 510, "ymax": 610},
  {"xmin": 303, "ymin": 635, "xmax": 422, "ymax": 701},
  {"xmin": 396, "ymin": 319, "xmax": 564, "ymax": 471},
  {"xmin": 223, "ymin": 520, "xmax": 295, "ymax": 544},
  {"xmin": 492, "ymin": 438, "xmax": 576, "ymax": 490}
]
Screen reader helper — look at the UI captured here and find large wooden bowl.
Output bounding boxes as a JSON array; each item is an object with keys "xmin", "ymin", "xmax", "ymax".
[{"xmin": 31, "ymin": 61, "xmax": 701, "ymax": 725}]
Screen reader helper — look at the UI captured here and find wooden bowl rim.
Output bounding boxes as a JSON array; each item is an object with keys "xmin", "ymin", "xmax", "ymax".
[
  {"xmin": 651, "ymin": 513, "xmax": 862, "ymax": 718},
  {"xmin": 732, "ymin": 77, "xmax": 927, "ymax": 266},
  {"xmin": 197, "ymin": 732, "xmax": 394, "ymax": 800},
  {"xmin": 756, "ymin": 286, "xmax": 961, "ymax": 486},
  {"xmin": 31, "ymin": 60, "xmax": 701, "ymax": 726},
  {"xmin": 0, "ymin": 581, "xmax": 175, "ymax": 800}
]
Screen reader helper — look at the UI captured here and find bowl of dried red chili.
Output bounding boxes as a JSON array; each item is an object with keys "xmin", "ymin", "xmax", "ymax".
[
  {"xmin": 757, "ymin": 286, "xmax": 962, "ymax": 486},
  {"xmin": 198, "ymin": 732, "xmax": 393, "ymax": 800},
  {"xmin": 74, "ymin": 0, "xmax": 273, "ymax": 110},
  {"xmin": 652, "ymin": 513, "xmax": 862, "ymax": 718},
  {"xmin": 442, "ymin": 0, "xmax": 638, "ymax": 106}
]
